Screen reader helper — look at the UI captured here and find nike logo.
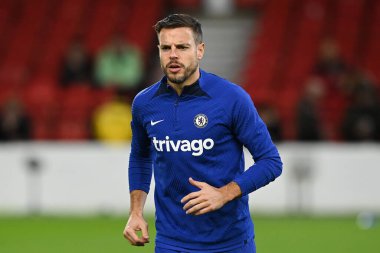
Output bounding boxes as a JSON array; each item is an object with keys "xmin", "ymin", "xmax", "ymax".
[{"xmin": 150, "ymin": 119, "xmax": 164, "ymax": 126}]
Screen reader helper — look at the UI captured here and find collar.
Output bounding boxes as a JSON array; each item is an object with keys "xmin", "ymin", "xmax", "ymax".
[{"xmin": 153, "ymin": 71, "xmax": 210, "ymax": 98}]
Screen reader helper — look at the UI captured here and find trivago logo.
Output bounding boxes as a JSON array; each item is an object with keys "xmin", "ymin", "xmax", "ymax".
[{"xmin": 152, "ymin": 136, "xmax": 214, "ymax": 156}]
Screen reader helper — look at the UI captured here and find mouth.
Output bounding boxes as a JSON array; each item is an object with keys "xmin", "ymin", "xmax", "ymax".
[{"xmin": 167, "ymin": 62, "xmax": 183, "ymax": 73}]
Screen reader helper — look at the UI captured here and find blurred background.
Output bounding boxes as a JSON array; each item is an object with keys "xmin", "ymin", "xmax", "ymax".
[{"xmin": 0, "ymin": 0, "xmax": 379, "ymax": 252}]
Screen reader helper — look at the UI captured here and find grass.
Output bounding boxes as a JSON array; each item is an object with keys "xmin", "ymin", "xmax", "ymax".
[
  {"xmin": 253, "ymin": 216, "xmax": 379, "ymax": 253},
  {"xmin": 0, "ymin": 215, "xmax": 379, "ymax": 253}
]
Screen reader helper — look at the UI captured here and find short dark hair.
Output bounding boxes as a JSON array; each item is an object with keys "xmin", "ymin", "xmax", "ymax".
[{"xmin": 154, "ymin": 14, "xmax": 203, "ymax": 44}]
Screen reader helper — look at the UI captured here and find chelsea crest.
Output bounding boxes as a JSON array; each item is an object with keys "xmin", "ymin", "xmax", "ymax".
[{"xmin": 194, "ymin": 114, "xmax": 208, "ymax": 128}]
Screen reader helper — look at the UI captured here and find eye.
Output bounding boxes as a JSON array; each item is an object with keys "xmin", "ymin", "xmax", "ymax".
[
  {"xmin": 160, "ymin": 46, "xmax": 171, "ymax": 51},
  {"xmin": 177, "ymin": 45, "xmax": 189, "ymax": 50}
]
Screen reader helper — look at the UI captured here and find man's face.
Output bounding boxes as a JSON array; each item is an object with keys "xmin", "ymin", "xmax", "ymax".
[{"xmin": 158, "ymin": 27, "xmax": 204, "ymax": 86}]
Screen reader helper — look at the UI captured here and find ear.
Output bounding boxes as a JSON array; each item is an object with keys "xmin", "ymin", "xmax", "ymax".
[{"xmin": 197, "ymin": 42, "xmax": 205, "ymax": 60}]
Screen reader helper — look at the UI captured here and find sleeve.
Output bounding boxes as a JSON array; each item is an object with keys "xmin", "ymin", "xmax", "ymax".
[
  {"xmin": 231, "ymin": 90, "xmax": 283, "ymax": 196},
  {"xmin": 128, "ymin": 98, "xmax": 153, "ymax": 194}
]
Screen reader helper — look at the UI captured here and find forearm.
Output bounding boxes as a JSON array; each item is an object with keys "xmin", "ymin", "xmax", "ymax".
[
  {"xmin": 129, "ymin": 190, "xmax": 148, "ymax": 216},
  {"xmin": 234, "ymin": 156, "xmax": 282, "ymax": 196},
  {"xmin": 128, "ymin": 156, "xmax": 152, "ymax": 193}
]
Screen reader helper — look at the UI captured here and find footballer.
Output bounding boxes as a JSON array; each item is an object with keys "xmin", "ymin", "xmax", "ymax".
[{"xmin": 123, "ymin": 14, "xmax": 283, "ymax": 253}]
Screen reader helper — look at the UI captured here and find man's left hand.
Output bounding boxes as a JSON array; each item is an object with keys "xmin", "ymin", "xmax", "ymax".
[{"xmin": 180, "ymin": 177, "xmax": 241, "ymax": 215}]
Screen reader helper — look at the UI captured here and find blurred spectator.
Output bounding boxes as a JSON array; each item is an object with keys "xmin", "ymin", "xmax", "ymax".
[
  {"xmin": 95, "ymin": 34, "xmax": 143, "ymax": 97},
  {"xmin": 314, "ymin": 38, "xmax": 347, "ymax": 80},
  {"xmin": 313, "ymin": 38, "xmax": 348, "ymax": 96},
  {"xmin": 92, "ymin": 92, "xmax": 132, "ymax": 144},
  {"xmin": 341, "ymin": 85, "xmax": 380, "ymax": 142},
  {"xmin": 59, "ymin": 39, "xmax": 94, "ymax": 87},
  {"xmin": 258, "ymin": 104, "xmax": 282, "ymax": 142},
  {"xmin": 338, "ymin": 68, "xmax": 375, "ymax": 99},
  {"xmin": 296, "ymin": 77, "xmax": 325, "ymax": 141},
  {"xmin": 0, "ymin": 98, "xmax": 31, "ymax": 141}
]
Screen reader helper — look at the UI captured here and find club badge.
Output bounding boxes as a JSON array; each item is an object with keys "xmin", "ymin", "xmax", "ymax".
[{"xmin": 194, "ymin": 114, "xmax": 208, "ymax": 128}]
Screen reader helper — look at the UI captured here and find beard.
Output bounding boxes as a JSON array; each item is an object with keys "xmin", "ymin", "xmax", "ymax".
[{"xmin": 162, "ymin": 60, "xmax": 198, "ymax": 85}]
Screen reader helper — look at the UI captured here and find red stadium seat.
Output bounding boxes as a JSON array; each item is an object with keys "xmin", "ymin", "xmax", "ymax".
[
  {"xmin": 54, "ymin": 118, "xmax": 90, "ymax": 140},
  {"xmin": 93, "ymin": 87, "xmax": 117, "ymax": 108},
  {"xmin": 22, "ymin": 78, "xmax": 60, "ymax": 140},
  {"xmin": 22, "ymin": 78, "xmax": 60, "ymax": 120}
]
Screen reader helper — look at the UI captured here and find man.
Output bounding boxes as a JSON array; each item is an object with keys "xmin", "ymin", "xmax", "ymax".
[{"xmin": 123, "ymin": 14, "xmax": 282, "ymax": 253}]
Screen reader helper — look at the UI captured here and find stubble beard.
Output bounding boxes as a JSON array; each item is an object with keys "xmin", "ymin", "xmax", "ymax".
[{"xmin": 162, "ymin": 61, "xmax": 199, "ymax": 85}]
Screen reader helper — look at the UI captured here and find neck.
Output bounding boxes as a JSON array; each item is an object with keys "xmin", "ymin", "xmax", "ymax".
[
  {"xmin": 168, "ymin": 82, "xmax": 185, "ymax": 96},
  {"xmin": 168, "ymin": 68, "xmax": 200, "ymax": 95}
]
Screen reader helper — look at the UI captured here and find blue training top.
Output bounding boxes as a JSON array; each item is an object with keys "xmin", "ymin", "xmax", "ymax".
[{"xmin": 129, "ymin": 69, "xmax": 282, "ymax": 251}]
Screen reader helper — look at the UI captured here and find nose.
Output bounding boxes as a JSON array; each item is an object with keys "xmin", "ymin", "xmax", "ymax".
[{"xmin": 169, "ymin": 47, "xmax": 178, "ymax": 59}]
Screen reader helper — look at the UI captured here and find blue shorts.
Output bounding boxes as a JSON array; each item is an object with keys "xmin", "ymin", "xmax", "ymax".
[{"xmin": 155, "ymin": 239, "xmax": 256, "ymax": 253}]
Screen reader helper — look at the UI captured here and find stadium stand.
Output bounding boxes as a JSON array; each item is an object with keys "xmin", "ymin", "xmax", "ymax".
[
  {"xmin": 362, "ymin": 0, "xmax": 380, "ymax": 84},
  {"xmin": 241, "ymin": 0, "xmax": 380, "ymax": 140},
  {"xmin": 0, "ymin": 0, "xmax": 163, "ymax": 140},
  {"xmin": 0, "ymin": 0, "xmax": 379, "ymax": 141}
]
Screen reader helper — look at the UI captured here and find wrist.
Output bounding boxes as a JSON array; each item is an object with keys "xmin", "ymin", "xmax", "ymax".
[
  {"xmin": 129, "ymin": 210, "xmax": 144, "ymax": 217},
  {"xmin": 220, "ymin": 181, "xmax": 242, "ymax": 203},
  {"xmin": 129, "ymin": 190, "xmax": 147, "ymax": 218}
]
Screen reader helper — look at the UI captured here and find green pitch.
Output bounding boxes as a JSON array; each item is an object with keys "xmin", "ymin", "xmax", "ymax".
[{"xmin": 0, "ymin": 215, "xmax": 379, "ymax": 253}]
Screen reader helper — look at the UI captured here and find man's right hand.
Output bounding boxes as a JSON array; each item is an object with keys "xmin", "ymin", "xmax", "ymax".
[{"xmin": 123, "ymin": 213, "xmax": 150, "ymax": 246}]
